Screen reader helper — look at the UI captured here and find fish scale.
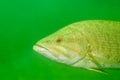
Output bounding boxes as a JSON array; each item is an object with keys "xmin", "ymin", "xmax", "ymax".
[
  {"xmin": 34, "ymin": 20, "xmax": 120, "ymax": 72},
  {"xmin": 75, "ymin": 20, "xmax": 120, "ymax": 68}
]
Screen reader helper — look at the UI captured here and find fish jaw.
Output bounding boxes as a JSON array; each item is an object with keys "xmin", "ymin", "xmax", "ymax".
[
  {"xmin": 33, "ymin": 44, "xmax": 82, "ymax": 65},
  {"xmin": 33, "ymin": 45, "xmax": 59, "ymax": 61}
]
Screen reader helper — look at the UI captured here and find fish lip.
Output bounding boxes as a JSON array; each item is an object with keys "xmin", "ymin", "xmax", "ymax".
[
  {"xmin": 34, "ymin": 44, "xmax": 50, "ymax": 52},
  {"xmin": 33, "ymin": 44, "xmax": 58, "ymax": 60}
]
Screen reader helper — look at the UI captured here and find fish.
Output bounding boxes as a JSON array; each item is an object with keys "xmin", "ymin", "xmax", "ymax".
[{"xmin": 33, "ymin": 20, "xmax": 120, "ymax": 73}]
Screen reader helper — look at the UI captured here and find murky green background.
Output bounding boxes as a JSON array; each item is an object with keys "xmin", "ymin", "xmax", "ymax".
[{"xmin": 0, "ymin": 0, "xmax": 120, "ymax": 80}]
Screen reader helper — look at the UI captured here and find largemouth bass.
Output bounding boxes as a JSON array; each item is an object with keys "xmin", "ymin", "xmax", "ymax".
[{"xmin": 33, "ymin": 20, "xmax": 120, "ymax": 72}]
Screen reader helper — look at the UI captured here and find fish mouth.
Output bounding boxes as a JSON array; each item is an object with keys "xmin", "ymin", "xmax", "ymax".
[
  {"xmin": 33, "ymin": 44, "xmax": 72, "ymax": 63},
  {"xmin": 33, "ymin": 44, "xmax": 58, "ymax": 60},
  {"xmin": 33, "ymin": 44, "xmax": 83, "ymax": 65}
]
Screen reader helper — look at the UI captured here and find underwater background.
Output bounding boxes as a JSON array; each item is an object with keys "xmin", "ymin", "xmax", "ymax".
[{"xmin": 0, "ymin": 0, "xmax": 120, "ymax": 80}]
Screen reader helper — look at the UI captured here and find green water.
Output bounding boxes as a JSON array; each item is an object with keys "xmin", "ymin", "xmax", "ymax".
[{"xmin": 0, "ymin": 0, "xmax": 120, "ymax": 80}]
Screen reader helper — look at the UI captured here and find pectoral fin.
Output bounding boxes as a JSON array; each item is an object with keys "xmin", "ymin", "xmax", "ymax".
[
  {"xmin": 86, "ymin": 48, "xmax": 107, "ymax": 74},
  {"xmin": 88, "ymin": 68, "xmax": 107, "ymax": 74}
]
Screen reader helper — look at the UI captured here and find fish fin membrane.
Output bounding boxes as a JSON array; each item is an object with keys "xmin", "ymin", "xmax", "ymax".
[{"xmin": 88, "ymin": 68, "xmax": 107, "ymax": 74}]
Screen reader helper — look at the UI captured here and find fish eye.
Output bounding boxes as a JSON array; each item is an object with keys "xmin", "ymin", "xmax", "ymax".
[{"xmin": 56, "ymin": 37, "xmax": 63, "ymax": 43}]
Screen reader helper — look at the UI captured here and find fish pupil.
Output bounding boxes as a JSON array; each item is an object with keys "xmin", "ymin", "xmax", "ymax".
[{"xmin": 56, "ymin": 37, "xmax": 63, "ymax": 43}]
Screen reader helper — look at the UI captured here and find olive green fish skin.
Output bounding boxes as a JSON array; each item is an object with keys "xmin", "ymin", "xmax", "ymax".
[
  {"xmin": 72, "ymin": 20, "xmax": 120, "ymax": 68},
  {"xmin": 33, "ymin": 20, "xmax": 120, "ymax": 70}
]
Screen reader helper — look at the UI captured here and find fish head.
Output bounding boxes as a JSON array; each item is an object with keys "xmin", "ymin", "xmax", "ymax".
[{"xmin": 33, "ymin": 26, "xmax": 89, "ymax": 65}]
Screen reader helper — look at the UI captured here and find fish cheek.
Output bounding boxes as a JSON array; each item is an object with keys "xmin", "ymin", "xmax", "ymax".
[{"xmin": 78, "ymin": 38, "xmax": 89, "ymax": 57}]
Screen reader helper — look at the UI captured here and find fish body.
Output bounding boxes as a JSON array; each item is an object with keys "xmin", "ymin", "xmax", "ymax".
[{"xmin": 33, "ymin": 20, "xmax": 120, "ymax": 72}]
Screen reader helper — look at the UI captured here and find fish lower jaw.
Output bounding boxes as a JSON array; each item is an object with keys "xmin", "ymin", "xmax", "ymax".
[
  {"xmin": 33, "ymin": 45, "xmax": 58, "ymax": 60},
  {"xmin": 33, "ymin": 45, "xmax": 81, "ymax": 65},
  {"xmin": 33, "ymin": 45, "xmax": 69, "ymax": 62}
]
